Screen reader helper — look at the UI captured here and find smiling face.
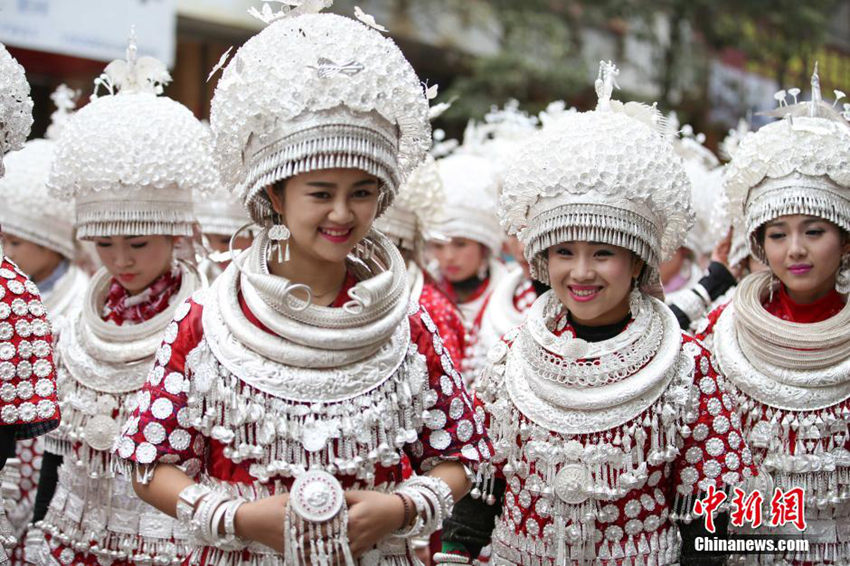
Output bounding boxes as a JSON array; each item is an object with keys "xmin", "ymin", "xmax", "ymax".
[
  {"xmin": 430, "ymin": 237, "xmax": 488, "ymax": 283},
  {"xmin": 93, "ymin": 235, "xmax": 175, "ymax": 295},
  {"xmin": 265, "ymin": 168, "xmax": 380, "ymax": 268},
  {"xmin": 761, "ymin": 214, "xmax": 850, "ymax": 304},
  {"xmin": 547, "ymin": 241, "xmax": 644, "ymax": 326},
  {"xmin": 3, "ymin": 235, "xmax": 65, "ymax": 284}
]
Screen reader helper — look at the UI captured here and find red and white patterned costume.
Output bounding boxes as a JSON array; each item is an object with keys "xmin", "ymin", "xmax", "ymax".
[
  {"xmin": 36, "ymin": 266, "xmax": 204, "ymax": 566},
  {"xmin": 0, "ymin": 257, "xmax": 60, "ymax": 557},
  {"xmin": 417, "ymin": 269, "xmax": 466, "ymax": 369},
  {"xmin": 116, "ymin": 232, "xmax": 489, "ymax": 565},
  {"xmin": 28, "ymin": 33, "xmax": 219, "ymax": 566},
  {"xmin": 441, "ymin": 62, "xmax": 755, "ymax": 565},
  {"xmin": 473, "ymin": 292, "xmax": 754, "ymax": 564},
  {"xmin": 0, "ymin": 258, "xmax": 60, "ymax": 441}
]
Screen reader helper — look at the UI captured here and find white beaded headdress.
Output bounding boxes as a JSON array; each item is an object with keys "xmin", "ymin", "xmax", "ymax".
[
  {"xmin": 47, "ymin": 34, "xmax": 218, "ymax": 239},
  {"xmin": 194, "ymin": 183, "xmax": 256, "ymax": 238},
  {"xmin": 0, "ymin": 85, "xmax": 78, "ymax": 258},
  {"xmin": 0, "ymin": 42, "xmax": 33, "ymax": 179},
  {"xmin": 724, "ymin": 65, "xmax": 850, "ymax": 262},
  {"xmin": 500, "ymin": 61, "xmax": 693, "ymax": 288},
  {"xmin": 374, "ymin": 154, "xmax": 444, "ymax": 252},
  {"xmin": 668, "ymin": 116, "xmax": 722, "ymax": 256},
  {"xmin": 429, "ymin": 120, "xmax": 504, "ymax": 253},
  {"xmin": 209, "ymin": 3, "xmax": 430, "ymax": 225}
]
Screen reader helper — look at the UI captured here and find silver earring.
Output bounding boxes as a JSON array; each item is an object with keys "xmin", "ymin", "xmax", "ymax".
[
  {"xmin": 769, "ymin": 272, "xmax": 779, "ymax": 302},
  {"xmin": 836, "ymin": 254, "xmax": 850, "ymax": 294},
  {"xmin": 629, "ymin": 282, "xmax": 642, "ymax": 314},
  {"xmin": 477, "ymin": 262, "xmax": 488, "ymax": 280},
  {"xmin": 268, "ymin": 214, "xmax": 290, "ymax": 263}
]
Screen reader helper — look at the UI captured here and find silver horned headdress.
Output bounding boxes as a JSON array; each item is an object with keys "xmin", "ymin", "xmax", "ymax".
[
  {"xmin": 500, "ymin": 60, "xmax": 694, "ymax": 288},
  {"xmin": 0, "ymin": 85, "xmax": 78, "ymax": 258},
  {"xmin": 209, "ymin": 5, "xmax": 430, "ymax": 224},
  {"xmin": 0, "ymin": 42, "xmax": 34, "ymax": 179},
  {"xmin": 47, "ymin": 32, "xmax": 218, "ymax": 239},
  {"xmin": 724, "ymin": 64, "xmax": 850, "ymax": 262}
]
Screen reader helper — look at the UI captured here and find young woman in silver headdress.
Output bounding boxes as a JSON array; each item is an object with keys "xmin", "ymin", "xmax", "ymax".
[
  {"xmin": 375, "ymin": 154, "xmax": 466, "ymax": 369},
  {"xmin": 437, "ymin": 62, "xmax": 754, "ymax": 566},
  {"xmin": 0, "ymin": 83, "xmax": 89, "ymax": 565},
  {"xmin": 118, "ymin": 5, "xmax": 488, "ymax": 565},
  {"xmin": 0, "ymin": 42, "xmax": 61, "ymax": 564},
  {"xmin": 697, "ymin": 68, "xmax": 850, "ymax": 565},
  {"xmin": 428, "ymin": 138, "xmax": 508, "ymax": 381},
  {"xmin": 30, "ymin": 38, "xmax": 216, "ymax": 566}
]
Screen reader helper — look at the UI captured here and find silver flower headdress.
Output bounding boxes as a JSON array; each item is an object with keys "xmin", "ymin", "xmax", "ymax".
[
  {"xmin": 0, "ymin": 42, "xmax": 33, "ymax": 179},
  {"xmin": 500, "ymin": 60, "xmax": 694, "ymax": 290},
  {"xmin": 724, "ymin": 64, "xmax": 850, "ymax": 262},
  {"xmin": 0, "ymin": 85, "xmax": 79, "ymax": 258},
  {"xmin": 209, "ymin": 4, "xmax": 430, "ymax": 224},
  {"xmin": 429, "ymin": 119, "xmax": 504, "ymax": 253},
  {"xmin": 668, "ymin": 115, "xmax": 722, "ymax": 256},
  {"xmin": 47, "ymin": 32, "xmax": 218, "ymax": 239}
]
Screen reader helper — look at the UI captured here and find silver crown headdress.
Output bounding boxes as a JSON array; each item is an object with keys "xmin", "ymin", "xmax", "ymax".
[
  {"xmin": 209, "ymin": 4, "xmax": 430, "ymax": 225},
  {"xmin": 724, "ymin": 64, "xmax": 850, "ymax": 262},
  {"xmin": 374, "ymin": 153, "xmax": 444, "ymax": 253},
  {"xmin": 47, "ymin": 31, "xmax": 218, "ymax": 239},
  {"xmin": 667, "ymin": 114, "xmax": 722, "ymax": 256},
  {"xmin": 500, "ymin": 61, "xmax": 694, "ymax": 290},
  {"xmin": 429, "ymin": 119, "xmax": 504, "ymax": 253},
  {"xmin": 0, "ymin": 42, "xmax": 33, "ymax": 179},
  {"xmin": 0, "ymin": 85, "xmax": 78, "ymax": 258}
]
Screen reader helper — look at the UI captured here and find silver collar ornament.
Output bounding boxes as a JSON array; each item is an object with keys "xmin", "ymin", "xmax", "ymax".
[{"xmin": 177, "ymin": 230, "xmax": 443, "ymax": 564}]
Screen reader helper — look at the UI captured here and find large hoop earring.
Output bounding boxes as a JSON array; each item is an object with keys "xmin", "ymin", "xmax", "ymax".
[{"xmin": 268, "ymin": 213, "xmax": 290, "ymax": 263}]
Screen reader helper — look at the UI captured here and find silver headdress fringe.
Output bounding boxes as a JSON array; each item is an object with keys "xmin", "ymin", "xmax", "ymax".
[
  {"xmin": 210, "ymin": 12, "xmax": 429, "ymax": 224},
  {"xmin": 745, "ymin": 174, "xmax": 850, "ymax": 261},
  {"xmin": 523, "ymin": 203, "xmax": 660, "ymax": 284},
  {"xmin": 242, "ymin": 117, "xmax": 400, "ymax": 224}
]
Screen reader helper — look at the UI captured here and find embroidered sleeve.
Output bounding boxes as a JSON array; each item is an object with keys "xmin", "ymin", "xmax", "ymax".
[
  {"xmin": 0, "ymin": 261, "xmax": 60, "ymax": 439},
  {"xmin": 672, "ymin": 336, "xmax": 755, "ymax": 517},
  {"xmin": 406, "ymin": 304, "xmax": 492, "ymax": 474},
  {"xmin": 115, "ymin": 298, "xmax": 206, "ymax": 479},
  {"xmin": 419, "ymin": 284, "xmax": 466, "ymax": 368}
]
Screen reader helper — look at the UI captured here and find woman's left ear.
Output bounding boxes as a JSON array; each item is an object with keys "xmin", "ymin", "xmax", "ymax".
[{"xmin": 265, "ymin": 186, "xmax": 283, "ymax": 214}]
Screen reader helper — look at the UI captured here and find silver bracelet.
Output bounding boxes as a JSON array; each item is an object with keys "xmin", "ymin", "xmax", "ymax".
[{"xmin": 177, "ymin": 484, "xmax": 211, "ymax": 524}]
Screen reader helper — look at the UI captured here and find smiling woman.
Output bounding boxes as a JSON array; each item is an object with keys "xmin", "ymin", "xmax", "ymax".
[
  {"xmin": 115, "ymin": 6, "xmax": 488, "ymax": 566},
  {"xmin": 438, "ymin": 61, "xmax": 754, "ymax": 566}
]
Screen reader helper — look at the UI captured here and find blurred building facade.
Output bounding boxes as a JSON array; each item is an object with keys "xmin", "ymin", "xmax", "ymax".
[{"xmin": 1, "ymin": 0, "xmax": 848, "ymax": 140}]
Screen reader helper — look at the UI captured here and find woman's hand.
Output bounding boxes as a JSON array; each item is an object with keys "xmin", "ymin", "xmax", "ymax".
[
  {"xmin": 345, "ymin": 490, "xmax": 405, "ymax": 557},
  {"xmin": 234, "ymin": 493, "xmax": 289, "ymax": 553}
]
